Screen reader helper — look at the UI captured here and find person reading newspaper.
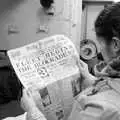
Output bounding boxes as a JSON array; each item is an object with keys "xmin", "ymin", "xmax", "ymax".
[
  {"xmin": 3, "ymin": 2, "xmax": 120, "ymax": 120},
  {"xmin": 69, "ymin": 2, "xmax": 120, "ymax": 120}
]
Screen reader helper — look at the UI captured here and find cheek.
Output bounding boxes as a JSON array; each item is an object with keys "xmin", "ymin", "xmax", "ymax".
[
  {"xmin": 99, "ymin": 43, "xmax": 111, "ymax": 61},
  {"xmin": 100, "ymin": 48, "xmax": 107, "ymax": 58},
  {"xmin": 101, "ymin": 45, "xmax": 115, "ymax": 61}
]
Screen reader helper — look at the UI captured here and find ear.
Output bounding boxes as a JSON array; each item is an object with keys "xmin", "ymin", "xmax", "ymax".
[{"xmin": 112, "ymin": 37, "xmax": 120, "ymax": 52}]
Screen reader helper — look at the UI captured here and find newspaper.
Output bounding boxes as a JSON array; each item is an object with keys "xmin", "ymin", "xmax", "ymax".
[{"xmin": 7, "ymin": 35, "xmax": 81, "ymax": 120}]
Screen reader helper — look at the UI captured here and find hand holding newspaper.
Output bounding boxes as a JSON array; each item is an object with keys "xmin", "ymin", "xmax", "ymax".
[{"xmin": 8, "ymin": 35, "xmax": 81, "ymax": 120}]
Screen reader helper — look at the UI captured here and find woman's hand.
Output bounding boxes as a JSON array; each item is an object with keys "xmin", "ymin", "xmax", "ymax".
[
  {"xmin": 76, "ymin": 57, "xmax": 91, "ymax": 79},
  {"xmin": 77, "ymin": 59, "xmax": 90, "ymax": 79},
  {"xmin": 21, "ymin": 89, "xmax": 47, "ymax": 120},
  {"xmin": 76, "ymin": 57, "xmax": 97, "ymax": 88},
  {"xmin": 20, "ymin": 89, "xmax": 37, "ymax": 112}
]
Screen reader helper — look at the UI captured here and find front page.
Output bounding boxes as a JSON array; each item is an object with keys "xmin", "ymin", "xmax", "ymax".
[{"xmin": 8, "ymin": 35, "xmax": 81, "ymax": 120}]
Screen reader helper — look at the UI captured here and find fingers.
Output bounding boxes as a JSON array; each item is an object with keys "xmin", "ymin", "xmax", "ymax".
[
  {"xmin": 79, "ymin": 60, "xmax": 84, "ymax": 68},
  {"xmin": 77, "ymin": 59, "xmax": 87, "ymax": 68},
  {"xmin": 21, "ymin": 89, "xmax": 37, "ymax": 112},
  {"xmin": 72, "ymin": 55, "xmax": 87, "ymax": 68},
  {"xmin": 74, "ymin": 56, "xmax": 83, "ymax": 67},
  {"xmin": 22, "ymin": 89, "xmax": 31, "ymax": 98},
  {"xmin": 79, "ymin": 59, "xmax": 87, "ymax": 66}
]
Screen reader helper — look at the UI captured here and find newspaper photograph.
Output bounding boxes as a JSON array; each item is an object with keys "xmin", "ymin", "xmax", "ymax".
[
  {"xmin": 39, "ymin": 87, "xmax": 52, "ymax": 107},
  {"xmin": 7, "ymin": 35, "xmax": 81, "ymax": 120}
]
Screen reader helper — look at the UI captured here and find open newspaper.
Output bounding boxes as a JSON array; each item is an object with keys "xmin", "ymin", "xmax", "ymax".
[{"xmin": 7, "ymin": 35, "xmax": 81, "ymax": 120}]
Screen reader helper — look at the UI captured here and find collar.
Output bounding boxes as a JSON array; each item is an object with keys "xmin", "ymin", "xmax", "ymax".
[
  {"xmin": 94, "ymin": 59, "xmax": 120, "ymax": 78},
  {"xmin": 93, "ymin": 57, "xmax": 120, "ymax": 94}
]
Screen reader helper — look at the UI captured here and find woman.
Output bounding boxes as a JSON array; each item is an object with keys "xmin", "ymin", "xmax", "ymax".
[
  {"xmin": 69, "ymin": 2, "xmax": 120, "ymax": 120},
  {"xmin": 4, "ymin": 2, "xmax": 120, "ymax": 120}
]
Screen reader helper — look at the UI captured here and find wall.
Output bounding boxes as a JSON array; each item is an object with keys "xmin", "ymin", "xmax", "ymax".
[
  {"xmin": 0, "ymin": 0, "xmax": 82, "ymax": 52},
  {"xmin": 81, "ymin": 2, "xmax": 112, "ymax": 50},
  {"xmin": 0, "ymin": 0, "xmax": 82, "ymax": 118}
]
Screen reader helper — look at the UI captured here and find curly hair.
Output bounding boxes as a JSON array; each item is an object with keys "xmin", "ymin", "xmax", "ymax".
[{"xmin": 95, "ymin": 2, "xmax": 120, "ymax": 43}]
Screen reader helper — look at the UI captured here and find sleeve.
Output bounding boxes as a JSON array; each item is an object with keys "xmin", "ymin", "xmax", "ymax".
[{"xmin": 68, "ymin": 99, "xmax": 120, "ymax": 120}]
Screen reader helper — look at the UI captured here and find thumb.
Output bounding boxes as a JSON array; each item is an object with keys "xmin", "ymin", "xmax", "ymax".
[
  {"xmin": 76, "ymin": 59, "xmax": 85, "ymax": 69},
  {"xmin": 74, "ymin": 55, "xmax": 81, "ymax": 68},
  {"xmin": 22, "ymin": 89, "xmax": 31, "ymax": 98}
]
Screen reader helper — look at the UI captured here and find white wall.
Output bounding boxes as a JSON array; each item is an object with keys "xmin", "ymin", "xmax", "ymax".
[{"xmin": 0, "ymin": 0, "xmax": 82, "ymax": 52}]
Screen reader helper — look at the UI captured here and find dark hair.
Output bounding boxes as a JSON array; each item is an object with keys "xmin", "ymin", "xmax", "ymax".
[
  {"xmin": 95, "ymin": 2, "xmax": 120, "ymax": 43},
  {"xmin": 0, "ymin": 66, "xmax": 22, "ymax": 104}
]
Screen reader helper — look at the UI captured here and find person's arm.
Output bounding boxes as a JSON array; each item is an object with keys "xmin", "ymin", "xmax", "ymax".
[
  {"xmin": 68, "ymin": 97, "xmax": 120, "ymax": 120},
  {"xmin": 21, "ymin": 89, "xmax": 47, "ymax": 120}
]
